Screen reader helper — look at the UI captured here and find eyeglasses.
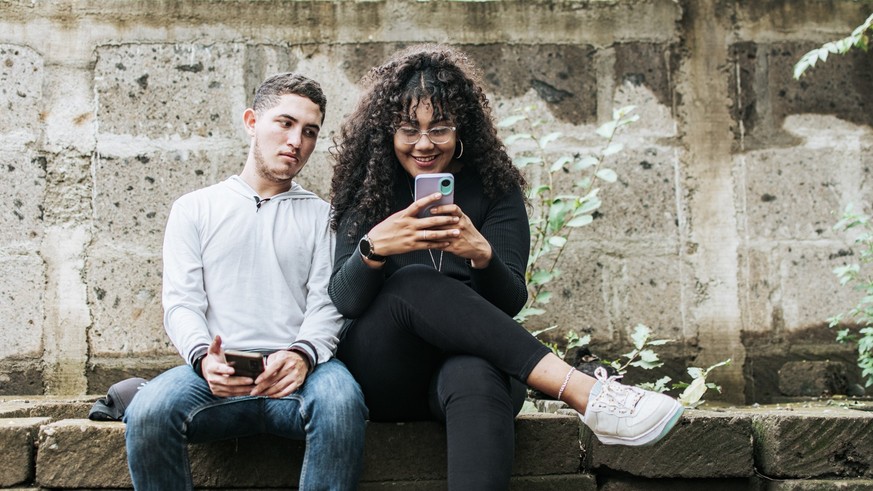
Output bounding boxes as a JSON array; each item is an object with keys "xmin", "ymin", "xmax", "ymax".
[{"xmin": 395, "ymin": 126, "xmax": 456, "ymax": 145}]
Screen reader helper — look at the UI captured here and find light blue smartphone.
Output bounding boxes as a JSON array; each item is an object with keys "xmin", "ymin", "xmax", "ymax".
[{"xmin": 414, "ymin": 173, "xmax": 455, "ymax": 218}]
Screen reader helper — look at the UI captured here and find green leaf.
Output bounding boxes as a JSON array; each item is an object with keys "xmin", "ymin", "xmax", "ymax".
[
  {"xmin": 602, "ymin": 143, "xmax": 624, "ymax": 156},
  {"xmin": 596, "ymin": 168, "xmax": 618, "ymax": 183},
  {"xmin": 540, "ymin": 132, "xmax": 563, "ymax": 149},
  {"xmin": 576, "ymin": 195, "xmax": 602, "ymax": 215},
  {"xmin": 513, "ymin": 156, "xmax": 542, "ymax": 169},
  {"xmin": 529, "ymin": 184, "xmax": 551, "ymax": 199},
  {"xmin": 550, "ymin": 155, "xmax": 572, "ymax": 173},
  {"xmin": 548, "ymin": 236, "xmax": 568, "ymax": 248},
  {"xmin": 596, "ymin": 120, "xmax": 617, "ymax": 138},
  {"xmin": 678, "ymin": 377, "xmax": 707, "ymax": 407},
  {"xmin": 687, "ymin": 367, "xmax": 704, "ymax": 379},
  {"xmin": 630, "ymin": 324, "xmax": 651, "ymax": 350},
  {"xmin": 530, "ymin": 270, "xmax": 555, "ymax": 285},
  {"xmin": 535, "ymin": 291, "xmax": 553, "ymax": 304},
  {"xmin": 497, "ymin": 115, "xmax": 526, "ymax": 128},
  {"xmin": 506, "ymin": 133, "xmax": 534, "ymax": 145},
  {"xmin": 574, "ymin": 156, "xmax": 599, "ymax": 170},
  {"xmin": 613, "ymin": 105, "xmax": 636, "ymax": 120},
  {"xmin": 566, "ymin": 214, "xmax": 593, "ymax": 227}
]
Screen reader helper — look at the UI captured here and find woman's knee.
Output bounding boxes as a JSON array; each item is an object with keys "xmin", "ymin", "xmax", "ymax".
[
  {"xmin": 383, "ymin": 264, "xmax": 449, "ymax": 294},
  {"xmin": 436, "ymin": 356, "xmax": 512, "ymax": 399}
]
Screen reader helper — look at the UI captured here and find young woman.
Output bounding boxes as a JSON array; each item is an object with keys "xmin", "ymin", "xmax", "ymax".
[{"xmin": 329, "ymin": 44, "xmax": 683, "ymax": 490}]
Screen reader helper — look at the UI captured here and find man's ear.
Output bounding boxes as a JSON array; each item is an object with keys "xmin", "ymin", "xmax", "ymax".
[{"xmin": 243, "ymin": 108, "xmax": 257, "ymax": 136}]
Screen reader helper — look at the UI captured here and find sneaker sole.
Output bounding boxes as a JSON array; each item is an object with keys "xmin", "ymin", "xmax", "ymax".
[{"xmin": 587, "ymin": 402, "xmax": 684, "ymax": 446}]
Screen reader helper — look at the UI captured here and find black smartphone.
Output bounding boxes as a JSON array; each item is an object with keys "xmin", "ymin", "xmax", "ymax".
[
  {"xmin": 414, "ymin": 173, "xmax": 455, "ymax": 218},
  {"xmin": 224, "ymin": 350, "xmax": 265, "ymax": 378}
]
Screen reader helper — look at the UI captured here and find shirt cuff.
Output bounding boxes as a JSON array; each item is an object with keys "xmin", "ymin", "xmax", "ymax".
[{"xmin": 289, "ymin": 341, "xmax": 317, "ymax": 368}]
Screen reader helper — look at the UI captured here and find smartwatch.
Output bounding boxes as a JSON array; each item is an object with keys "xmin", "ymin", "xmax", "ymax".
[{"xmin": 358, "ymin": 234, "xmax": 387, "ymax": 263}]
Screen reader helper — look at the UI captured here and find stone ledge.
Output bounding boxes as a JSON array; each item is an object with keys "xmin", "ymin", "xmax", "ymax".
[
  {"xmin": 34, "ymin": 413, "xmax": 580, "ymax": 489},
  {"xmin": 0, "ymin": 418, "xmax": 49, "ymax": 487}
]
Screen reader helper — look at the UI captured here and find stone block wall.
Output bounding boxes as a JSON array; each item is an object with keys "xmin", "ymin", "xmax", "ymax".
[{"xmin": 1, "ymin": 0, "xmax": 872, "ymax": 403}]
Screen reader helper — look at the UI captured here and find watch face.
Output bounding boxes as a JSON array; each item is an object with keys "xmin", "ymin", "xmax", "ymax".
[{"xmin": 359, "ymin": 236, "xmax": 372, "ymax": 256}]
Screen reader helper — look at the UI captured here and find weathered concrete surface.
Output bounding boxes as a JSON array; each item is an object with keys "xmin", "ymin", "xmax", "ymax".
[
  {"xmin": 0, "ymin": 417, "xmax": 49, "ymax": 487},
  {"xmin": 0, "ymin": 397, "xmax": 96, "ymax": 420},
  {"xmin": 584, "ymin": 409, "xmax": 754, "ymax": 478},
  {"xmin": 34, "ymin": 414, "xmax": 581, "ymax": 488},
  {"xmin": 598, "ymin": 476, "xmax": 761, "ymax": 490},
  {"xmin": 2, "ymin": 0, "xmax": 873, "ymax": 404},
  {"xmin": 753, "ymin": 407, "xmax": 873, "ymax": 478},
  {"xmin": 778, "ymin": 360, "xmax": 849, "ymax": 397},
  {"xmin": 765, "ymin": 479, "xmax": 873, "ymax": 490}
]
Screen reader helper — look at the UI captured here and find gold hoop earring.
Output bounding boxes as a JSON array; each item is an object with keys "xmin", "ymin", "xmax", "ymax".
[{"xmin": 455, "ymin": 139, "xmax": 464, "ymax": 159}]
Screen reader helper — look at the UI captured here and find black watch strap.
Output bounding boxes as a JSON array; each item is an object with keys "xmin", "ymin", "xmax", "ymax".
[{"xmin": 359, "ymin": 234, "xmax": 387, "ymax": 262}]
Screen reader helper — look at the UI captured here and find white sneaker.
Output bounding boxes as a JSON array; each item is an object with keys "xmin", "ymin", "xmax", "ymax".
[{"xmin": 581, "ymin": 367, "xmax": 684, "ymax": 446}]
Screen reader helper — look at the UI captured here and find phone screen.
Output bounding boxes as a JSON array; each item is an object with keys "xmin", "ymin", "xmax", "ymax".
[
  {"xmin": 414, "ymin": 173, "xmax": 455, "ymax": 218},
  {"xmin": 224, "ymin": 350, "xmax": 265, "ymax": 378}
]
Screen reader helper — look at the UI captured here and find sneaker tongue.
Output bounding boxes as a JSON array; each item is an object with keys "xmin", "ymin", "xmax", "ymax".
[{"xmin": 589, "ymin": 380, "xmax": 603, "ymax": 399}]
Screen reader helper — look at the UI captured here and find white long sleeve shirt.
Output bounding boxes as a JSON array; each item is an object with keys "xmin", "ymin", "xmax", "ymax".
[{"xmin": 162, "ymin": 175, "xmax": 342, "ymax": 367}]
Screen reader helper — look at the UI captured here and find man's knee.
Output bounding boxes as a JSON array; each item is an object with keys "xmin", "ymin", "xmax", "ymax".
[{"xmin": 306, "ymin": 360, "xmax": 368, "ymax": 422}]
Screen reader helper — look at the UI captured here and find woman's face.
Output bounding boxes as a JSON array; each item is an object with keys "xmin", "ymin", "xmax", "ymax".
[{"xmin": 393, "ymin": 98, "xmax": 457, "ymax": 178}]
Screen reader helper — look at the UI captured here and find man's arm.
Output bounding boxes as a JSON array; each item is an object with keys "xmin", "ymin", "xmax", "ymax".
[
  {"xmin": 162, "ymin": 200, "xmax": 213, "ymax": 366},
  {"xmin": 293, "ymin": 213, "xmax": 344, "ymax": 366}
]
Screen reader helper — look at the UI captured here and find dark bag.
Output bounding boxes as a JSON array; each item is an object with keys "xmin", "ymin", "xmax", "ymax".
[{"xmin": 88, "ymin": 377, "xmax": 149, "ymax": 421}]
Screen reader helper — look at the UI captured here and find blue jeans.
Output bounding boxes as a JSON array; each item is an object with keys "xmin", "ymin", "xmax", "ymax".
[{"xmin": 124, "ymin": 359, "xmax": 367, "ymax": 491}]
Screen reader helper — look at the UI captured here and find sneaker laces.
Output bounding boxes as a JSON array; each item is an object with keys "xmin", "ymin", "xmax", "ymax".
[{"xmin": 590, "ymin": 366, "xmax": 643, "ymax": 417}]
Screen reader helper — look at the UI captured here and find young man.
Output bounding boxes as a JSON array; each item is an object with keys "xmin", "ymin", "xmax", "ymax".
[{"xmin": 124, "ymin": 73, "xmax": 367, "ymax": 490}]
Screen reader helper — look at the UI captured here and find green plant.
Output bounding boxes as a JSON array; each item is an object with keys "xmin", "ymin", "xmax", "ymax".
[
  {"xmin": 673, "ymin": 359, "xmax": 731, "ymax": 408},
  {"xmin": 498, "ymin": 104, "xmax": 638, "ymax": 326},
  {"xmin": 829, "ymin": 205, "xmax": 873, "ymax": 387},
  {"xmin": 499, "ymin": 105, "xmax": 730, "ymax": 405},
  {"xmin": 794, "ymin": 12, "xmax": 873, "ymax": 79}
]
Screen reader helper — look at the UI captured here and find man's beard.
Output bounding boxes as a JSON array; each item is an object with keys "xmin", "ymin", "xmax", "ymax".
[{"xmin": 253, "ymin": 137, "xmax": 298, "ymax": 183}]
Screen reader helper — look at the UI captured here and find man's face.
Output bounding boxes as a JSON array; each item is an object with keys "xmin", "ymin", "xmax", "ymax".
[{"xmin": 244, "ymin": 93, "xmax": 323, "ymax": 187}]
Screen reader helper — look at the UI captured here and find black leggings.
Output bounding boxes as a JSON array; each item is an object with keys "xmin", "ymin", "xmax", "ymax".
[{"xmin": 336, "ymin": 265, "xmax": 551, "ymax": 490}]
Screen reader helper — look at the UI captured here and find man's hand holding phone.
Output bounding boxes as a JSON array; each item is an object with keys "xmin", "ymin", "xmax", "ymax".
[{"xmin": 201, "ymin": 335, "xmax": 264, "ymax": 397}]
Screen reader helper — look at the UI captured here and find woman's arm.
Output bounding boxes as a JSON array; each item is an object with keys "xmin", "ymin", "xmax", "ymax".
[
  {"xmin": 328, "ymin": 218, "xmax": 387, "ymax": 318},
  {"xmin": 467, "ymin": 186, "xmax": 530, "ymax": 316}
]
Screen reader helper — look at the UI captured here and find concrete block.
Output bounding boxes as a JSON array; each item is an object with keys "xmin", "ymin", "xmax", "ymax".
[
  {"xmin": 599, "ymin": 476, "xmax": 760, "ymax": 490},
  {"xmin": 43, "ymin": 154, "xmax": 94, "ymax": 225},
  {"xmin": 778, "ymin": 360, "xmax": 848, "ymax": 397},
  {"xmin": 0, "ymin": 45, "xmax": 43, "ymax": 141},
  {"xmin": 765, "ymin": 479, "xmax": 873, "ymax": 490},
  {"xmin": 92, "ymin": 151, "xmax": 216, "ymax": 250},
  {"xmin": 753, "ymin": 407, "xmax": 873, "ymax": 478},
  {"xmin": 739, "ymin": 147, "xmax": 848, "ymax": 240},
  {"xmin": 34, "ymin": 414, "xmax": 580, "ymax": 488},
  {"xmin": 463, "ymin": 44, "xmax": 598, "ymax": 125},
  {"xmin": 0, "ymin": 397, "xmax": 93, "ymax": 420},
  {"xmin": 86, "ymin": 247, "xmax": 167, "ymax": 357},
  {"xmin": 613, "ymin": 255, "xmax": 685, "ymax": 341},
  {"xmin": 613, "ymin": 42, "xmax": 678, "ymax": 138},
  {"xmin": 359, "ymin": 474, "xmax": 596, "ymax": 490},
  {"xmin": 0, "ymin": 150, "xmax": 45, "ymax": 243},
  {"xmin": 586, "ymin": 145, "xmax": 681, "ymax": 242},
  {"xmin": 779, "ymin": 244, "xmax": 856, "ymax": 330},
  {"xmin": 523, "ymin": 247, "xmax": 611, "ymax": 342},
  {"xmin": 94, "ymin": 43, "xmax": 248, "ymax": 140},
  {"xmin": 0, "ymin": 417, "xmax": 49, "ymax": 486},
  {"xmin": 585, "ymin": 410, "xmax": 754, "ymax": 478},
  {"xmin": 0, "ymin": 255, "xmax": 44, "ymax": 358},
  {"xmin": 513, "ymin": 413, "xmax": 581, "ymax": 475},
  {"xmin": 43, "ymin": 66, "xmax": 96, "ymax": 154},
  {"xmin": 730, "ymin": 41, "xmax": 873, "ymax": 149}
]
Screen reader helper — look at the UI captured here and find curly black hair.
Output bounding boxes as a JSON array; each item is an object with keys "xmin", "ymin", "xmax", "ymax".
[{"xmin": 330, "ymin": 44, "xmax": 526, "ymax": 235}]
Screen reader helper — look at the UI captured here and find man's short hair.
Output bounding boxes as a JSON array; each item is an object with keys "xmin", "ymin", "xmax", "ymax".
[{"xmin": 252, "ymin": 73, "xmax": 327, "ymax": 122}]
